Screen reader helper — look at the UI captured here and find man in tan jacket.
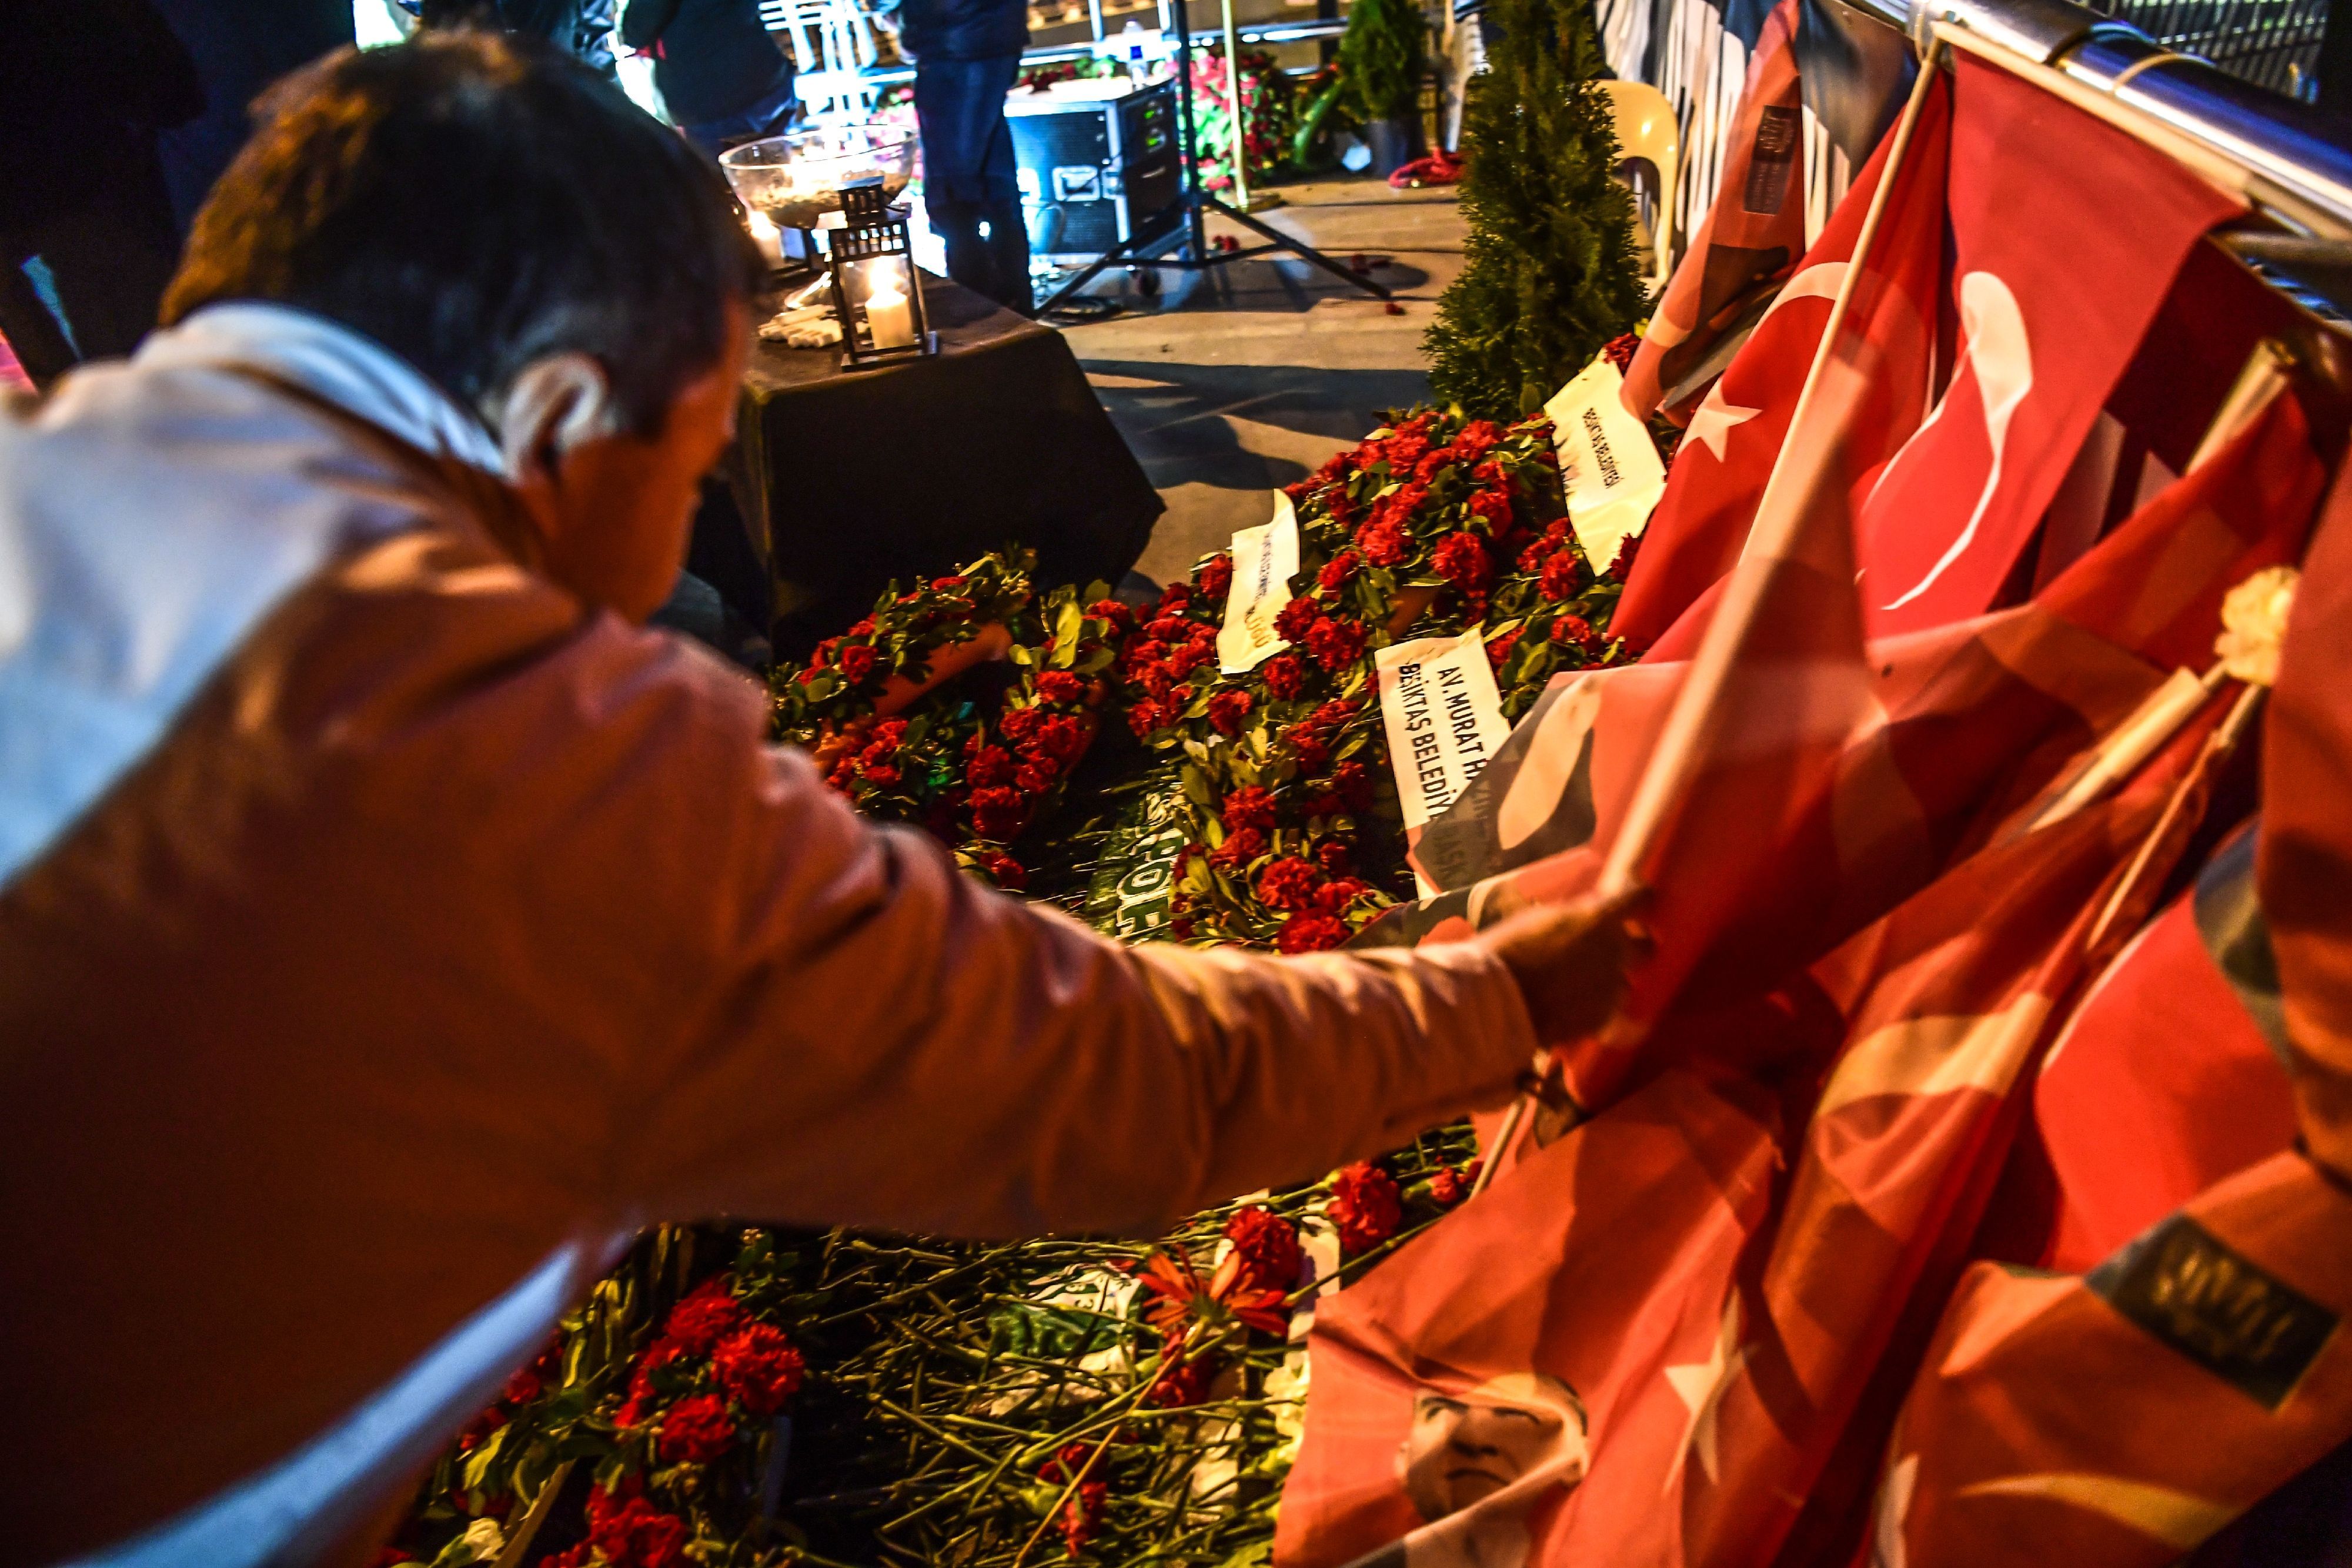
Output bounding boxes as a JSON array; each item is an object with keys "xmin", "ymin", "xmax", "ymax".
[{"xmin": 0, "ymin": 32, "xmax": 1632, "ymax": 1568}]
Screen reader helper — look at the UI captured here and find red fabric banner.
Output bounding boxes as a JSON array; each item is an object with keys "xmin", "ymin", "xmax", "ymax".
[
  {"xmin": 1852, "ymin": 56, "xmax": 2245, "ymax": 637},
  {"xmin": 1872, "ymin": 1152, "xmax": 2352, "ymax": 1567},
  {"xmin": 1615, "ymin": 76, "xmax": 1949, "ymax": 653},
  {"xmin": 1621, "ymin": 0, "xmax": 1810, "ymax": 426}
]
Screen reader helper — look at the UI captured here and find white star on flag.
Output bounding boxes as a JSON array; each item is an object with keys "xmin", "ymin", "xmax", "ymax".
[
  {"xmin": 1685, "ymin": 384, "xmax": 1762, "ymax": 462},
  {"xmin": 1664, "ymin": 1293, "xmax": 1750, "ymax": 1487}
]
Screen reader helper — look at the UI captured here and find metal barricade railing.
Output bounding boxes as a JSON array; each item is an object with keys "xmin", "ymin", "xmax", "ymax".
[{"xmin": 2074, "ymin": 0, "xmax": 2330, "ymax": 99}]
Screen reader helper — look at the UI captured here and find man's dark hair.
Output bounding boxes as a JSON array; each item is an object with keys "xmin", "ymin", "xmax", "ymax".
[{"xmin": 163, "ymin": 30, "xmax": 761, "ymax": 436}]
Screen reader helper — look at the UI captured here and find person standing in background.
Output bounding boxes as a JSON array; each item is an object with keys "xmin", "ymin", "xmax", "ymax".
[
  {"xmin": 620, "ymin": 0, "xmax": 798, "ymax": 156},
  {"xmin": 897, "ymin": 0, "xmax": 1034, "ymax": 314},
  {"xmin": 419, "ymin": 0, "xmax": 620, "ymax": 74}
]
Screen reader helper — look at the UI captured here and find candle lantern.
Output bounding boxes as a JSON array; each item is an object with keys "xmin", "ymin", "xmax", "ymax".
[{"xmin": 828, "ymin": 178, "xmax": 936, "ymax": 369}]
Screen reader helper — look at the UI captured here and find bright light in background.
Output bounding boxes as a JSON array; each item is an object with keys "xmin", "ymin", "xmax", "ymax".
[{"xmin": 353, "ymin": 0, "xmax": 407, "ymax": 48}]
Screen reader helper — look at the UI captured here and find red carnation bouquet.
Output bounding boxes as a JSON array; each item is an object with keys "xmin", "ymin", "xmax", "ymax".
[{"xmin": 770, "ymin": 553, "xmax": 1129, "ymax": 890}]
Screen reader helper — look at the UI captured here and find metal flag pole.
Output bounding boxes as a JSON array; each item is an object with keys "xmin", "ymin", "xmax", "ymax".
[{"xmin": 1222, "ymin": 0, "xmax": 1251, "ymax": 211}]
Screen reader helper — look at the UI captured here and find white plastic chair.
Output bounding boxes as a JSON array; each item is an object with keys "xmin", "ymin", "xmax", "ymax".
[{"xmin": 1599, "ymin": 78, "xmax": 1680, "ymax": 292}]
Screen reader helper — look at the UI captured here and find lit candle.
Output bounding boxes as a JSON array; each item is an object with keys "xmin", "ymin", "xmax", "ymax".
[
  {"xmin": 866, "ymin": 266, "xmax": 917, "ymax": 349},
  {"xmin": 744, "ymin": 209, "xmax": 784, "ymax": 268}
]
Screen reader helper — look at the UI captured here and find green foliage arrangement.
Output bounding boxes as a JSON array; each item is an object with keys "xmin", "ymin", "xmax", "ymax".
[
  {"xmin": 1424, "ymin": 0, "xmax": 1650, "ymax": 418},
  {"xmin": 1335, "ymin": 0, "xmax": 1428, "ymax": 121}
]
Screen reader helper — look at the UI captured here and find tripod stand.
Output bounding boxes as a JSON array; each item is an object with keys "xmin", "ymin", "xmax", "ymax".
[{"xmin": 1033, "ymin": 0, "xmax": 1394, "ymax": 316}]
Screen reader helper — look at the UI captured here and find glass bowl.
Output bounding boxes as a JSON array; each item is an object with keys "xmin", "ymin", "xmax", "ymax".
[{"xmin": 721, "ymin": 126, "xmax": 917, "ymax": 231}]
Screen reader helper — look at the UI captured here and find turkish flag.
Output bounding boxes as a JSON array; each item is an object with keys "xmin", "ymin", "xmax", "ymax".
[
  {"xmin": 2021, "ymin": 823, "xmax": 2297, "ymax": 1276},
  {"xmin": 1272, "ymin": 1069, "xmax": 1785, "ymax": 1568},
  {"xmin": 1852, "ymin": 56, "xmax": 2246, "ymax": 637},
  {"xmin": 1621, "ymin": 0, "xmax": 1810, "ymax": 426},
  {"xmin": 1614, "ymin": 73, "xmax": 1950, "ymax": 653},
  {"xmin": 1364, "ymin": 390, "xmax": 2321, "ymax": 1126},
  {"xmin": 1872, "ymin": 1151, "xmax": 2352, "ymax": 1568},
  {"xmin": 1663, "ymin": 699, "xmax": 2231, "ymax": 1568},
  {"xmin": 2259, "ymin": 457, "xmax": 2352, "ymax": 1168}
]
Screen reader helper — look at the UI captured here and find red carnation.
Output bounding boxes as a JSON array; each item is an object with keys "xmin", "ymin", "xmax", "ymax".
[
  {"xmin": 1014, "ymin": 759, "xmax": 1060, "ymax": 795},
  {"xmin": 1428, "ymin": 1165, "xmax": 1468, "ymax": 1207},
  {"xmin": 1221, "ymin": 786, "xmax": 1278, "ymax": 833},
  {"xmin": 1287, "ymin": 726, "xmax": 1332, "ymax": 774},
  {"xmin": 583, "ymin": 1485, "xmax": 690, "ymax": 1568},
  {"xmin": 1356, "ymin": 517, "xmax": 1409, "ymax": 567},
  {"xmin": 1467, "ymin": 486, "xmax": 1512, "ymax": 527},
  {"xmin": 1197, "ymin": 552, "xmax": 1234, "ymax": 600},
  {"xmin": 931, "ymin": 574, "xmax": 970, "ymax": 592},
  {"xmin": 1306, "ymin": 617, "xmax": 1366, "ymax": 673},
  {"xmin": 1273, "ymin": 597, "xmax": 1321, "ymax": 644},
  {"xmin": 1314, "ymin": 838, "xmax": 1353, "ymax": 874},
  {"xmin": 1155, "ymin": 581, "xmax": 1194, "ymax": 618},
  {"xmin": 1328, "ymin": 1161, "xmax": 1403, "ymax": 1254},
  {"xmin": 966, "ymin": 743, "xmax": 1015, "ymax": 787},
  {"xmin": 1332, "ymin": 760, "xmax": 1375, "ymax": 812},
  {"xmin": 713, "ymin": 1322, "xmax": 806, "ymax": 1417},
  {"xmin": 1255, "ymin": 855, "xmax": 1322, "ymax": 911},
  {"xmin": 1262, "ymin": 653, "xmax": 1307, "ymax": 700},
  {"xmin": 502, "ymin": 1365, "xmax": 544, "ymax": 1407},
  {"xmin": 1318, "ymin": 550, "xmax": 1361, "ymax": 591},
  {"xmin": 1314, "ymin": 877, "xmax": 1369, "ymax": 913},
  {"xmin": 1277, "ymin": 913, "xmax": 1349, "ymax": 953},
  {"xmin": 1432, "ymin": 532, "xmax": 1491, "ymax": 591},
  {"xmin": 663, "ymin": 1276, "xmax": 744, "ymax": 1358},
  {"xmin": 858, "ymin": 762, "xmax": 900, "ymax": 788},
  {"xmin": 1090, "ymin": 597, "xmax": 1137, "ymax": 630},
  {"xmin": 1147, "ymin": 615, "xmax": 1191, "ymax": 643},
  {"xmin": 1000, "ymin": 707, "xmax": 1043, "ymax": 743},
  {"xmin": 1539, "ymin": 548, "xmax": 1583, "ymax": 601},
  {"xmin": 977, "ymin": 850, "xmax": 1027, "ymax": 890},
  {"xmin": 1037, "ymin": 670, "xmax": 1086, "ymax": 706},
  {"xmin": 1127, "ymin": 700, "xmax": 1172, "ymax": 740},
  {"xmin": 657, "ymin": 1392, "xmax": 737, "ymax": 1465},
  {"xmin": 1518, "ymin": 518, "xmax": 1570, "ymax": 573},
  {"xmin": 1035, "ymin": 714, "xmax": 1088, "ymax": 763},
  {"xmin": 1147, "ymin": 1338, "xmax": 1214, "ymax": 1407},
  {"xmin": 971, "ymin": 786, "xmax": 1028, "ymax": 840},
  {"xmin": 837, "ymin": 643, "xmax": 877, "ymax": 682},
  {"xmin": 1207, "ymin": 827, "xmax": 1267, "ymax": 872},
  {"xmin": 1601, "ymin": 332, "xmax": 1640, "ymax": 371},
  {"xmin": 1224, "ymin": 1204, "xmax": 1305, "ymax": 1292},
  {"xmin": 1208, "ymin": 690, "xmax": 1254, "ymax": 737},
  {"xmin": 1551, "ymin": 613, "xmax": 1601, "ymax": 654},
  {"xmin": 1608, "ymin": 531, "xmax": 1641, "ymax": 581}
]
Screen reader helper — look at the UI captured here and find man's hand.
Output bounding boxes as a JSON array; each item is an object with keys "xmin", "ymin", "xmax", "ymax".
[{"xmin": 1479, "ymin": 888, "xmax": 1649, "ymax": 1045}]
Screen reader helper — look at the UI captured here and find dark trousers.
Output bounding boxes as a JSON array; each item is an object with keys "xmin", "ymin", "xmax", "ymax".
[{"xmin": 913, "ymin": 54, "xmax": 1032, "ymax": 315}]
